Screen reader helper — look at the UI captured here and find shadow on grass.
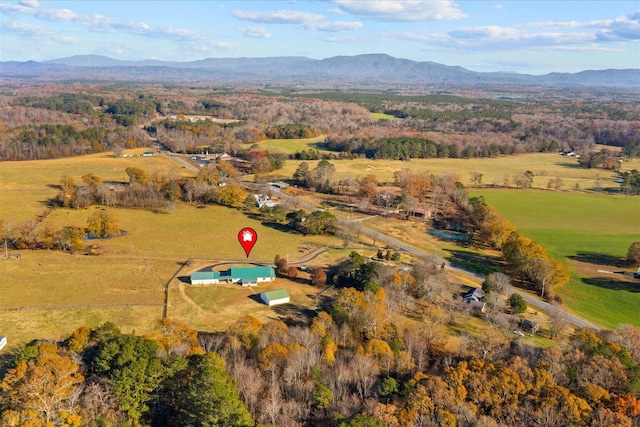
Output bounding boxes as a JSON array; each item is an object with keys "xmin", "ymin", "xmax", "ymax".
[
  {"xmin": 582, "ymin": 277, "xmax": 640, "ymax": 293},
  {"xmin": 557, "ymin": 162, "xmax": 583, "ymax": 169},
  {"xmin": 177, "ymin": 275, "xmax": 191, "ymax": 284},
  {"xmin": 247, "ymin": 293, "xmax": 263, "ymax": 304},
  {"xmin": 569, "ymin": 251, "xmax": 625, "ymax": 267},
  {"xmin": 445, "ymin": 249, "xmax": 503, "ymax": 277},
  {"xmin": 272, "ymin": 303, "xmax": 317, "ymax": 327}
]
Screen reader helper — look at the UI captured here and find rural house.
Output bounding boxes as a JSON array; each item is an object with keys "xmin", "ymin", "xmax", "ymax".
[
  {"xmin": 260, "ymin": 289, "xmax": 290, "ymax": 306},
  {"xmin": 463, "ymin": 287, "xmax": 486, "ymax": 312},
  {"xmin": 190, "ymin": 266, "xmax": 275, "ymax": 286}
]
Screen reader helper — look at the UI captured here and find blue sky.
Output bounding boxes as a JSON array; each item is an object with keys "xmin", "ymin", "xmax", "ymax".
[{"xmin": 1, "ymin": 0, "xmax": 638, "ymax": 74}]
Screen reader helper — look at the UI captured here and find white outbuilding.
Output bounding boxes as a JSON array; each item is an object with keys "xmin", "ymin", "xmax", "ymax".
[{"xmin": 260, "ymin": 289, "xmax": 290, "ymax": 306}]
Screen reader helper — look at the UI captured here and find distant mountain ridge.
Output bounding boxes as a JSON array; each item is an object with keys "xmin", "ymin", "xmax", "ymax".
[{"xmin": 1, "ymin": 53, "xmax": 638, "ymax": 88}]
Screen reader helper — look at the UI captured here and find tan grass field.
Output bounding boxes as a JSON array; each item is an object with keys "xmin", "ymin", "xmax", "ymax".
[
  {"xmin": 264, "ymin": 153, "xmax": 639, "ymax": 191},
  {"xmin": 0, "ymin": 189, "xmax": 58, "ymax": 224},
  {"xmin": 0, "ymin": 148, "xmax": 194, "ymax": 189},
  {"xmin": 0, "ymin": 198, "xmax": 346, "ymax": 347},
  {"xmin": 2, "ymin": 149, "xmax": 635, "ymax": 347}
]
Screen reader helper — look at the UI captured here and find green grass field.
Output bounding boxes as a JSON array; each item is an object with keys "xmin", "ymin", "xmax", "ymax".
[
  {"xmin": 371, "ymin": 112, "xmax": 398, "ymax": 120},
  {"xmin": 249, "ymin": 135, "xmax": 329, "ymax": 155},
  {"xmin": 470, "ymin": 188, "xmax": 640, "ymax": 328}
]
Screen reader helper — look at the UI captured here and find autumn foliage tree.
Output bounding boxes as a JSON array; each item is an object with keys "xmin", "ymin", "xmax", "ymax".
[{"xmin": 86, "ymin": 210, "xmax": 121, "ymax": 238}]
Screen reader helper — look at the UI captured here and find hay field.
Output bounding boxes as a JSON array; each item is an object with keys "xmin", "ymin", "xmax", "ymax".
[
  {"xmin": 0, "ymin": 198, "xmax": 344, "ymax": 346},
  {"xmin": 265, "ymin": 153, "xmax": 638, "ymax": 191},
  {"xmin": 249, "ymin": 135, "xmax": 329, "ymax": 155},
  {"xmin": 0, "ymin": 148, "xmax": 194, "ymax": 189},
  {"xmin": 0, "ymin": 189, "xmax": 58, "ymax": 224},
  {"xmin": 472, "ymin": 189, "xmax": 640, "ymax": 328}
]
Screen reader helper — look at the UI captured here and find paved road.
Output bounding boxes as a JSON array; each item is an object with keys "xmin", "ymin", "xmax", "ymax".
[
  {"xmin": 258, "ymin": 184, "xmax": 601, "ymax": 331},
  {"xmin": 159, "ymin": 143, "xmax": 601, "ymax": 331}
]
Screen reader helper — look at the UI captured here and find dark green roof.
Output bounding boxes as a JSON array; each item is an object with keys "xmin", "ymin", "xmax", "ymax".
[{"xmin": 191, "ymin": 266, "xmax": 275, "ymax": 281}]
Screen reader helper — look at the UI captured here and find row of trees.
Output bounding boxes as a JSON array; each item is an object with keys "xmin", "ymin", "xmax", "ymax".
[
  {"xmin": 0, "ymin": 124, "xmax": 148, "ymax": 161},
  {"xmin": 1, "ymin": 210, "xmax": 120, "ymax": 253}
]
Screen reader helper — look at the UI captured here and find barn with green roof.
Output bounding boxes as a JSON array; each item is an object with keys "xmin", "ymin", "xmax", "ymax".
[{"xmin": 190, "ymin": 266, "xmax": 275, "ymax": 287}]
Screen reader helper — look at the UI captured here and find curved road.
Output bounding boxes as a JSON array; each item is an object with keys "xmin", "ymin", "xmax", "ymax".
[
  {"xmin": 256, "ymin": 183, "xmax": 601, "ymax": 331},
  {"xmin": 161, "ymin": 146, "xmax": 600, "ymax": 330}
]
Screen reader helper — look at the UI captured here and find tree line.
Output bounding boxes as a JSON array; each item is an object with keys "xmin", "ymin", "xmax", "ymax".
[{"xmin": 1, "ymin": 303, "xmax": 639, "ymax": 426}]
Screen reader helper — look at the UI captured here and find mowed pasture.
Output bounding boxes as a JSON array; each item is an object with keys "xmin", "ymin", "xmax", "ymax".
[
  {"xmin": 470, "ymin": 189, "xmax": 640, "ymax": 328},
  {"xmin": 0, "ymin": 201, "xmax": 344, "ymax": 346},
  {"xmin": 249, "ymin": 135, "xmax": 329, "ymax": 155},
  {"xmin": 0, "ymin": 150, "xmax": 346, "ymax": 346},
  {"xmin": 263, "ymin": 152, "xmax": 639, "ymax": 192},
  {"xmin": 0, "ymin": 148, "xmax": 192, "ymax": 189}
]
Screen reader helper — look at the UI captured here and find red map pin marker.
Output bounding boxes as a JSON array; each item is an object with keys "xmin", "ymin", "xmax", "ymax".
[{"xmin": 238, "ymin": 227, "xmax": 258, "ymax": 258}]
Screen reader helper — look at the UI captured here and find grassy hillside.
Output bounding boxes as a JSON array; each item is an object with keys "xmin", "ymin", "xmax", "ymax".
[{"xmin": 471, "ymin": 189, "xmax": 640, "ymax": 328}]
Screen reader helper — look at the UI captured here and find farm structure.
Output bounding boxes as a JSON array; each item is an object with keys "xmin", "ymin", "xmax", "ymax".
[
  {"xmin": 190, "ymin": 266, "xmax": 275, "ymax": 287},
  {"xmin": 0, "ymin": 336, "xmax": 6, "ymax": 351},
  {"xmin": 260, "ymin": 289, "xmax": 290, "ymax": 306},
  {"xmin": 463, "ymin": 287, "xmax": 486, "ymax": 313}
]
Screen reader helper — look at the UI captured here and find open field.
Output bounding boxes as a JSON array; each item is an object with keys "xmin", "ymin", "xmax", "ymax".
[
  {"xmin": 371, "ymin": 112, "xmax": 398, "ymax": 120},
  {"xmin": 470, "ymin": 188, "xmax": 640, "ymax": 328},
  {"xmin": 264, "ymin": 153, "xmax": 639, "ymax": 192},
  {"xmin": 248, "ymin": 135, "xmax": 329, "ymax": 155},
  {"xmin": 0, "ymin": 198, "xmax": 346, "ymax": 347},
  {"xmin": 0, "ymin": 148, "xmax": 194, "ymax": 189},
  {"xmin": 176, "ymin": 276, "xmax": 325, "ymax": 332},
  {"xmin": 42, "ymin": 203, "xmax": 340, "ymax": 260},
  {"xmin": 0, "ymin": 188, "xmax": 58, "ymax": 224}
]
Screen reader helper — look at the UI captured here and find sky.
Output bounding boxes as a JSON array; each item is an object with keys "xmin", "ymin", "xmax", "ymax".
[{"xmin": 1, "ymin": 0, "xmax": 639, "ymax": 75}]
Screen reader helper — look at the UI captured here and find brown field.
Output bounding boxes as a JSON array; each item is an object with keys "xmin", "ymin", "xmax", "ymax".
[
  {"xmin": 261, "ymin": 152, "xmax": 639, "ymax": 192},
  {"xmin": 0, "ymin": 148, "xmax": 194, "ymax": 189}
]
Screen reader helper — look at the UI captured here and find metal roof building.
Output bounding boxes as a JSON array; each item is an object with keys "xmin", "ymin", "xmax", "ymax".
[
  {"xmin": 190, "ymin": 266, "xmax": 275, "ymax": 287},
  {"xmin": 260, "ymin": 289, "xmax": 290, "ymax": 306}
]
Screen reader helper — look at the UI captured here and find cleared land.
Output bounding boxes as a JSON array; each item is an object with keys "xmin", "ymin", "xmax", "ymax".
[
  {"xmin": 0, "ymin": 150, "xmax": 346, "ymax": 347},
  {"xmin": 0, "ymin": 148, "xmax": 192, "ymax": 189},
  {"xmin": 470, "ymin": 188, "xmax": 640, "ymax": 328},
  {"xmin": 263, "ymin": 153, "xmax": 639, "ymax": 192},
  {"xmin": 249, "ymin": 135, "xmax": 329, "ymax": 155},
  {"xmin": 0, "ymin": 199, "xmax": 345, "ymax": 346}
]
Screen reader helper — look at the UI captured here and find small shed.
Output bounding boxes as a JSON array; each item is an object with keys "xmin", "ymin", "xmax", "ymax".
[
  {"xmin": 0, "ymin": 336, "xmax": 6, "ymax": 351},
  {"xmin": 260, "ymin": 289, "xmax": 290, "ymax": 306}
]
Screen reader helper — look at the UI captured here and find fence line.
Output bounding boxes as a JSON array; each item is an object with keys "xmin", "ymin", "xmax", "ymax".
[{"xmin": 0, "ymin": 303, "xmax": 164, "ymax": 312}]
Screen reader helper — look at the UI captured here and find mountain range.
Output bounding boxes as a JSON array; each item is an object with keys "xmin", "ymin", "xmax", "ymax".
[{"xmin": 2, "ymin": 54, "xmax": 638, "ymax": 88}]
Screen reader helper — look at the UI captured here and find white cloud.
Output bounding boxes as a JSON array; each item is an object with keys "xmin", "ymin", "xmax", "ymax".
[
  {"xmin": 232, "ymin": 9, "xmax": 323, "ymax": 24},
  {"xmin": 328, "ymin": 0, "xmax": 466, "ymax": 21},
  {"xmin": 493, "ymin": 5, "xmax": 505, "ymax": 10},
  {"xmin": 528, "ymin": 10, "xmax": 640, "ymax": 40},
  {"xmin": 0, "ymin": 2, "xmax": 233, "ymax": 51},
  {"xmin": 305, "ymin": 21, "xmax": 363, "ymax": 32},
  {"xmin": 238, "ymin": 26, "xmax": 272, "ymax": 39},
  {"xmin": 393, "ymin": 25, "xmax": 601, "ymax": 52},
  {"xmin": 19, "ymin": 0, "xmax": 38, "ymax": 8},
  {"xmin": 449, "ymin": 25, "xmax": 520, "ymax": 40},
  {"xmin": 1, "ymin": 20, "xmax": 77, "ymax": 43}
]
